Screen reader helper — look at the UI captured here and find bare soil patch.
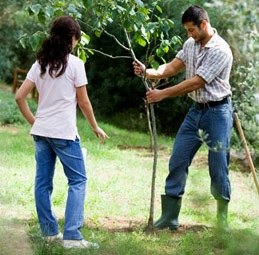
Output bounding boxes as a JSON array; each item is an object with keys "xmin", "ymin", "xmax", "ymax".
[
  {"xmin": 85, "ymin": 216, "xmax": 209, "ymax": 236},
  {"xmin": 0, "ymin": 218, "xmax": 33, "ymax": 255},
  {"xmin": 0, "ymin": 125, "xmax": 19, "ymax": 134}
]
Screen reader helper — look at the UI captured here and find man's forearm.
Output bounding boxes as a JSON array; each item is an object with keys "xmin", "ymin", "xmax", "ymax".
[
  {"xmin": 161, "ymin": 75, "xmax": 206, "ymax": 99},
  {"xmin": 146, "ymin": 64, "xmax": 170, "ymax": 79},
  {"xmin": 145, "ymin": 58, "xmax": 185, "ymax": 80}
]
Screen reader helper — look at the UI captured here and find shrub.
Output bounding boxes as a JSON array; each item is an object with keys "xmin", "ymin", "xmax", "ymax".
[
  {"xmin": 206, "ymin": 0, "xmax": 259, "ymax": 153},
  {"xmin": 0, "ymin": 89, "xmax": 37, "ymax": 125}
]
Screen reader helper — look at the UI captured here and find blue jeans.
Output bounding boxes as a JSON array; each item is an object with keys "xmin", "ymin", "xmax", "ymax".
[
  {"xmin": 165, "ymin": 101, "xmax": 233, "ymax": 201},
  {"xmin": 33, "ymin": 136, "xmax": 86, "ymax": 240}
]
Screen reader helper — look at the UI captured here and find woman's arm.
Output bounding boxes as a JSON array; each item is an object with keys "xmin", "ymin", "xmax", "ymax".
[
  {"xmin": 15, "ymin": 79, "xmax": 36, "ymax": 125},
  {"xmin": 76, "ymin": 85, "xmax": 109, "ymax": 143}
]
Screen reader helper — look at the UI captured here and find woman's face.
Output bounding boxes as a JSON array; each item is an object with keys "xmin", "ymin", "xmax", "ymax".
[{"xmin": 72, "ymin": 36, "xmax": 79, "ymax": 50}]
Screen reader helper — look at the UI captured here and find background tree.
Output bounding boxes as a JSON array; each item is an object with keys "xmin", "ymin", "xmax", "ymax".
[
  {"xmin": 0, "ymin": 0, "xmax": 38, "ymax": 82},
  {"xmin": 0, "ymin": 0, "xmax": 258, "ymax": 158},
  {"xmin": 206, "ymin": 0, "xmax": 259, "ymax": 162}
]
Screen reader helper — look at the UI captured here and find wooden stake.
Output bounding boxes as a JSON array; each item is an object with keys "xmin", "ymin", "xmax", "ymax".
[{"xmin": 234, "ymin": 112, "xmax": 259, "ymax": 194}]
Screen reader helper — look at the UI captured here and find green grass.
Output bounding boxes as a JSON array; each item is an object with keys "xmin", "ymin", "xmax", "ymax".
[{"xmin": 1, "ymin": 88, "xmax": 259, "ymax": 254}]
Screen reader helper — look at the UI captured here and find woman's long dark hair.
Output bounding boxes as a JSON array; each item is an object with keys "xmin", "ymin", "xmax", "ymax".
[{"xmin": 37, "ymin": 15, "xmax": 81, "ymax": 78}]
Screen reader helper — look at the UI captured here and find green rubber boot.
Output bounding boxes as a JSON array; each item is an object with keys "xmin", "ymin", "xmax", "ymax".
[
  {"xmin": 154, "ymin": 195, "xmax": 182, "ymax": 230},
  {"xmin": 217, "ymin": 199, "xmax": 229, "ymax": 232}
]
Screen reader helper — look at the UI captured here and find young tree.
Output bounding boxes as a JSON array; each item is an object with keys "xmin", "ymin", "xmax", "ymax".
[{"xmin": 22, "ymin": 0, "xmax": 182, "ymax": 231}]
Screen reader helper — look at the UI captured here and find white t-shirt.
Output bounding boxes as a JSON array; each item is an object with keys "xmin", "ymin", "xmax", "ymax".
[{"xmin": 27, "ymin": 54, "xmax": 88, "ymax": 140}]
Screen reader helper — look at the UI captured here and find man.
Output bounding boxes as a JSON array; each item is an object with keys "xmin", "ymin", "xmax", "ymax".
[{"xmin": 133, "ymin": 5, "xmax": 233, "ymax": 231}]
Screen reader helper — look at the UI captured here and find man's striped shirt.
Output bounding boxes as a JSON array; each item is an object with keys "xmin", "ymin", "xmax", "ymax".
[{"xmin": 176, "ymin": 30, "xmax": 233, "ymax": 103}]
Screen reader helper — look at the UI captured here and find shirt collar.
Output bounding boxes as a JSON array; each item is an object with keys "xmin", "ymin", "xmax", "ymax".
[{"xmin": 204, "ymin": 28, "xmax": 218, "ymax": 48}]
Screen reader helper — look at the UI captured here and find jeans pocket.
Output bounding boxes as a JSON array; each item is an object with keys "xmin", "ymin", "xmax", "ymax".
[
  {"xmin": 51, "ymin": 138, "xmax": 68, "ymax": 148},
  {"xmin": 33, "ymin": 135, "xmax": 41, "ymax": 142}
]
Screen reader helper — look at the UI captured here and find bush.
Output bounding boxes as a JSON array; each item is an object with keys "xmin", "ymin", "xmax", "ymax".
[
  {"xmin": 0, "ymin": 89, "xmax": 37, "ymax": 125},
  {"xmin": 205, "ymin": 0, "xmax": 259, "ymax": 153},
  {"xmin": 0, "ymin": 1, "xmax": 41, "ymax": 82}
]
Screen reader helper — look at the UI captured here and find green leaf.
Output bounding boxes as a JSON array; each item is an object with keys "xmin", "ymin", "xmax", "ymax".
[
  {"xmin": 45, "ymin": 5, "xmax": 55, "ymax": 17},
  {"xmin": 140, "ymin": 25, "xmax": 149, "ymax": 42},
  {"xmin": 117, "ymin": 5, "xmax": 126, "ymax": 14},
  {"xmin": 161, "ymin": 39, "xmax": 170, "ymax": 48},
  {"xmin": 95, "ymin": 30, "xmax": 102, "ymax": 38},
  {"xmin": 164, "ymin": 46, "xmax": 169, "ymax": 53},
  {"xmin": 148, "ymin": 55, "xmax": 155, "ymax": 64},
  {"xmin": 129, "ymin": 8, "xmax": 136, "ymax": 16},
  {"xmin": 146, "ymin": 22, "xmax": 158, "ymax": 33},
  {"xmin": 82, "ymin": 0, "xmax": 93, "ymax": 9},
  {"xmin": 67, "ymin": 4, "xmax": 82, "ymax": 18},
  {"xmin": 54, "ymin": 9, "xmax": 64, "ymax": 17},
  {"xmin": 161, "ymin": 21, "xmax": 170, "ymax": 32},
  {"xmin": 167, "ymin": 19, "xmax": 174, "ymax": 28},
  {"xmin": 146, "ymin": 31, "xmax": 151, "ymax": 42},
  {"xmin": 38, "ymin": 9, "xmax": 46, "ymax": 24},
  {"xmin": 171, "ymin": 35, "xmax": 182, "ymax": 45},
  {"xmin": 30, "ymin": 4, "xmax": 41, "ymax": 15},
  {"xmin": 53, "ymin": 1, "xmax": 66, "ymax": 8},
  {"xmin": 137, "ymin": 37, "xmax": 146, "ymax": 47},
  {"xmin": 79, "ymin": 49, "xmax": 87, "ymax": 63},
  {"xmin": 123, "ymin": 19, "xmax": 132, "ymax": 31},
  {"xmin": 87, "ymin": 49, "xmax": 94, "ymax": 55},
  {"xmin": 133, "ymin": 24, "xmax": 138, "ymax": 32},
  {"xmin": 156, "ymin": 5, "xmax": 162, "ymax": 14},
  {"xmin": 135, "ymin": 12, "xmax": 147, "ymax": 26},
  {"xmin": 27, "ymin": 6, "xmax": 34, "ymax": 16},
  {"xmin": 80, "ymin": 33, "xmax": 91, "ymax": 45},
  {"xmin": 151, "ymin": 60, "xmax": 160, "ymax": 70},
  {"xmin": 156, "ymin": 48, "xmax": 164, "ymax": 58},
  {"xmin": 39, "ymin": 0, "xmax": 47, "ymax": 4},
  {"xmin": 135, "ymin": 0, "xmax": 144, "ymax": 8},
  {"xmin": 29, "ymin": 32, "xmax": 44, "ymax": 52},
  {"xmin": 19, "ymin": 36, "xmax": 28, "ymax": 49}
]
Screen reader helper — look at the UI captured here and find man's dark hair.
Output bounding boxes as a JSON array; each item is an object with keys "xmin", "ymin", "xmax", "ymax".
[{"xmin": 182, "ymin": 5, "xmax": 210, "ymax": 26}]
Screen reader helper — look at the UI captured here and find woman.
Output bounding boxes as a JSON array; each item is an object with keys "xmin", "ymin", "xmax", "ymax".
[{"xmin": 15, "ymin": 15, "xmax": 109, "ymax": 249}]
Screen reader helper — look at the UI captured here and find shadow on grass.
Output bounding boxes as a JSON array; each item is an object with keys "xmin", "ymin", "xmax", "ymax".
[
  {"xmin": 213, "ymin": 228, "xmax": 259, "ymax": 255},
  {"xmin": 25, "ymin": 217, "xmax": 259, "ymax": 255},
  {"xmin": 171, "ymin": 226, "xmax": 259, "ymax": 255},
  {"xmin": 0, "ymin": 217, "xmax": 33, "ymax": 255}
]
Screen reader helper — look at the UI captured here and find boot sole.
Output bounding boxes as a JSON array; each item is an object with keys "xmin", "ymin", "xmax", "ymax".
[{"xmin": 154, "ymin": 225, "xmax": 178, "ymax": 231}]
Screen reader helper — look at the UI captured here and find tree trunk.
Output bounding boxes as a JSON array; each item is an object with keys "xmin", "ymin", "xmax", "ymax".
[{"xmin": 124, "ymin": 29, "xmax": 158, "ymax": 232}]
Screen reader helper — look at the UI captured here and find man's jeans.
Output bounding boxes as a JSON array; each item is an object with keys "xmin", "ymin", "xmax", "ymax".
[
  {"xmin": 165, "ymin": 102, "xmax": 233, "ymax": 201},
  {"xmin": 33, "ymin": 136, "xmax": 86, "ymax": 240}
]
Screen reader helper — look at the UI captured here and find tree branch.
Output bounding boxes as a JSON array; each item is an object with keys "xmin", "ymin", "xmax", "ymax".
[
  {"xmin": 102, "ymin": 29, "xmax": 130, "ymax": 51},
  {"xmin": 86, "ymin": 48, "xmax": 132, "ymax": 59},
  {"xmin": 124, "ymin": 29, "xmax": 150, "ymax": 91},
  {"xmin": 79, "ymin": 19, "xmax": 130, "ymax": 51}
]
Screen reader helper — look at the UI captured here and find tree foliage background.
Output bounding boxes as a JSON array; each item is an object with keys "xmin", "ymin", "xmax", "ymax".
[{"xmin": 0, "ymin": 0, "xmax": 258, "ymax": 152}]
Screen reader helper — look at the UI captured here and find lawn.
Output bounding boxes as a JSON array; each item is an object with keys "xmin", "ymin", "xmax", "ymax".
[{"xmin": 0, "ymin": 88, "xmax": 259, "ymax": 255}]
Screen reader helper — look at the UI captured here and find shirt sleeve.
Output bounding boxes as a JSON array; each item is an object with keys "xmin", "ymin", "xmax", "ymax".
[
  {"xmin": 175, "ymin": 38, "xmax": 193, "ymax": 64},
  {"xmin": 26, "ymin": 61, "xmax": 38, "ymax": 83},
  {"xmin": 196, "ymin": 48, "xmax": 230, "ymax": 84},
  {"xmin": 176, "ymin": 49, "xmax": 186, "ymax": 63},
  {"xmin": 73, "ymin": 58, "xmax": 88, "ymax": 87}
]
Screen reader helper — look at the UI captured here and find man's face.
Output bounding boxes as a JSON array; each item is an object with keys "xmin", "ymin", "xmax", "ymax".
[{"xmin": 184, "ymin": 21, "xmax": 206, "ymax": 43}]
